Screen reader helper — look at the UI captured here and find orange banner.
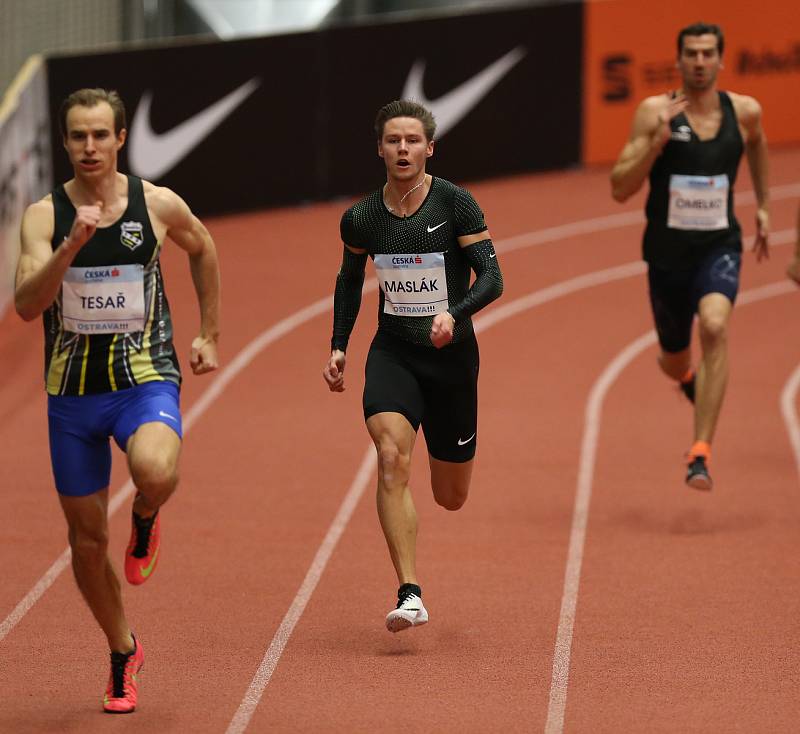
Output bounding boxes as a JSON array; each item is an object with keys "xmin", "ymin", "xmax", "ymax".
[{"xmin": 583, "ymin": 0, "xmax": 800, "ymax": 164}]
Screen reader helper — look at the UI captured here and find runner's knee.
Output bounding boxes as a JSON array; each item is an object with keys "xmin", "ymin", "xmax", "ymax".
[
  {"xmin": 698, "ymin": 313, "xmax": 728, "ymax": 343},
  {"xmin": 376, "ymin": 440, "xmax": 410, "ymax": 489},
  {"xmin": 68, "ymin": 524, "xmax": 109, "ymax": 564},
  {"xmin": 130, "ymin": 452, "xmax": 178, "ymax": 500},
  {"xmin": 432, "ymin": 478, "xmax": 469, "ymax": 511}
]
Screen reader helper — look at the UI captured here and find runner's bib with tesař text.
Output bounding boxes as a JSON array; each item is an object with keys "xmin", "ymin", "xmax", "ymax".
[
  {"xmin": 667, "ymin": 174, "xmax": 729, "ymax": 231},
  {"xmin": 62, "ymin": 263, "xmax": 145, "ymax": 334},
  {"xmin": 374, "ymin": 252, "xmax": 449, "ymax": 316}
]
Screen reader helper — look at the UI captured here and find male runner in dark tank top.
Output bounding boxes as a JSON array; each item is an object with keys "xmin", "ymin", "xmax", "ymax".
[
  {"xmin": 14, "ymin": 88, "xmax": 221, "ymax": 713},
  {"xmin": 322, "ymin": 100, "xmax": 503, "ymax": 632},
  {"xmin": 610, "ymin": 23, "xmax": 769, "ymax": 490}
]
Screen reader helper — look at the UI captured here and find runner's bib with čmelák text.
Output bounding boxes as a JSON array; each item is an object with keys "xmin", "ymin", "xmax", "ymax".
[
  {"xmin": 667, "ymin": 174, "xmax": 729, "ymax": 231},
  {"xmin": 374, "ymin": 252, "xmax": 449, "ymax": 317}
]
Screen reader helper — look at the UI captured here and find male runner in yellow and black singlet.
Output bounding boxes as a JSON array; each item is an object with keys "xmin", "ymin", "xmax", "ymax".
[
  {"xmin": 322, "ymin": 100, "xmax": 503, "ymax": 632},
  {"xmin": 15, "ymin": 88, "xmax": 221, "ymax": 713}
]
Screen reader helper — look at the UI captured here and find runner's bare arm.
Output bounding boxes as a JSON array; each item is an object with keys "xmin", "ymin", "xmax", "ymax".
[
  {"xmin": 15, "ymin": 198, "xmax": 101, "ymax": 320},
  {"xmin": 610, "ymin": 94, "xmax": 687, "ymax": 202},
  {"xmin": 788, "ymin": 203, "xmax": 800, "ymax": 284},
  {"xmin": 735, "ymin": 94, "xmax": 770, "ymax": 261},
  {"xmin": 149, "ymin": 185, "xmax": 221, "ymax": 373}
]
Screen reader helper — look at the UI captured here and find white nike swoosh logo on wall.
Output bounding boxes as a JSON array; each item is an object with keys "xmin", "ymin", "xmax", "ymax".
[
  {"xmin": 129, "ymin": 78, "xmax": 260, "ymax": 179},
  {"xmin": 402, "ymin": 47, "xmax": 526, "ymax": 138}
]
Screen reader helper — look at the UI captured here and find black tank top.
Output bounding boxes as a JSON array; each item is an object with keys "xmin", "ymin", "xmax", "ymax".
[
  {"xmin": 643, "ymin": 91, "xmax": 744, "ymax": 269},
  {"xmin": 44, "ymin": 175, "xmax": 181, "ymax": 395},
  {"xmin": 340, "ymin": 177, "xmax": 486, "ymax": 346}
]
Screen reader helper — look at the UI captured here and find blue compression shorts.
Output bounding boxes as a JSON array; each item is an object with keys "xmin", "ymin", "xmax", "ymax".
[{"xmin": 47, "ymin": 381, "xmax": 182, "ymax": 497}]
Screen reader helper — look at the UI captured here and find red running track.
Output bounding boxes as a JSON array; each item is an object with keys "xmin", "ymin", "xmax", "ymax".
[{"xmin": 1, "ymin": 147, "xmax": 799, "ymax": 733}]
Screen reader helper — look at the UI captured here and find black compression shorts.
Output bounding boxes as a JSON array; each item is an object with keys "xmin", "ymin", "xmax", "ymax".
[
  {"xmin": 647, "ymin": 246, "xmax": 741, "ymax": 353},
  {"xmin": 363, "ymin": 331, "xmax": 480, "ymax": 462}
]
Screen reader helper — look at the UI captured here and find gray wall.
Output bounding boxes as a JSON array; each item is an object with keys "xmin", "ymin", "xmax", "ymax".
[{"xmin": 0, "ymin": 0, "xmax": 123, "ymax": 94}]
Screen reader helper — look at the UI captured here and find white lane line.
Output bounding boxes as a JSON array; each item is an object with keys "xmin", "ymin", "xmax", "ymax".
[
  {"xmin": 780, "ymin": 366, "xmax": 800, "ymax": 478},
  {"xmin": 543, "ymin": 279, "xmax": 796, "ymax": 734},
  {"xmin": 495, "ymin": 184, "xmax": 800, "ymax": 256},
  {"xmin": 225, "ymin": 445, "xmax": 376, "ymax": 734},
  {"xmin": 0, "ymin": 297, "xmax": 332, "ymax": 645},
  {"xmin": 1, "ymin": 189, "xmax": 796, "ymax": 691},
  {"xmin": 225, "ymin": 260, "xmax": 656, "ymax": 731}
]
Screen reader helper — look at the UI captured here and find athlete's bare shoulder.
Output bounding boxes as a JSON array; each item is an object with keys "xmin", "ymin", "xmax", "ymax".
[
  {"xmin": 22, "ymin": 195, "xmax": 54, "ymax": 228},
  {"xmin": 142, "ymin": 180, "xmax": 188, "ymax": 222},
  {"xmin": 727, "ymin": 91, "xmax": 762, "ymax": 124},
  {"xmin": 628, "ymin": 93, "xmax": 672, "ymax": 137}
]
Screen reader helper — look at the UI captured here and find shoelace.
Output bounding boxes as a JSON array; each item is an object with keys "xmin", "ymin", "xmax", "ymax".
[
  {"xmin": 132, "ymin": 513, "xmax": 157, "ymax": 559},
  {"xmin": 109, "ymin": 652, "xmax": 133, "ymax": 698},
  {"xmin": 397, "ymin": 593, "xmax": 419, "ymax": 609}
]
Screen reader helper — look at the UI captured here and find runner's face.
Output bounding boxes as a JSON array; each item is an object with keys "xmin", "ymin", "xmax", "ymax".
[
  {"xmin": 63, "ymin": 102, "xmax": 126, "ymax": 178},
  {"xmin": 378, "ymin": 117, "xmax": 433, "ymax": 182},
  {"xmin": 678, "ymin": 34, "xmax": 722, "ymax": 91}
]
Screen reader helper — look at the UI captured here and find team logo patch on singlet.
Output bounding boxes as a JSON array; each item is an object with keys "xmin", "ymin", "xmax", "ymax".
[
  {"xmin": 667, "ymin": 174, "xmax": 729, "ymax": 231},
  {"xmin": 374, "ymin": 252, "xmax": 449, "ymax": 316},
  {"xmin": 671, "ymin": 125, "xmax": 692, "ymax": 142},
  {"xmin": 120, "ymin": 220, "xmax": 145, "ymax": 250},
  {"xmin": 62, "ymin": 264, "xmax": 146, "ymax": 334}
]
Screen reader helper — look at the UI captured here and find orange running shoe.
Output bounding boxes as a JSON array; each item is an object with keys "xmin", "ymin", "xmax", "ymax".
[
  {"xmin": 103, "ymin": 636, "xmax": 144, "ymax": 714},
  {"xmin": 125, "ymin": 509, "xmax": 161, "ymax": 585},
  {"xmin": 679, "ymin": 370, "xmax": 695, "ymax": 404},
  {"xmin": 685, "ymin": 441, "xmax": 712, "ymax": 491}
]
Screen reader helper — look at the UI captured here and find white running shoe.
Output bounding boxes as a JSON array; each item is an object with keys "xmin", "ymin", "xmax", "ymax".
[{"xmin": 385, "ymin": 592, "xmax": 429, "ymax": 633}]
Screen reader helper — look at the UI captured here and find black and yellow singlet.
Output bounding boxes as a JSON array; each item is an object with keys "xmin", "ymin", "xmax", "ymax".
[{"xmin": 44, "ymin": 175, "xmax": 181, "ymax": 396}]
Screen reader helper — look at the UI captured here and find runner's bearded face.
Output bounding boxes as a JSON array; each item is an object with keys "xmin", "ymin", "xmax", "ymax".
[
  {"xmin": 64, "ymin": 102, "xmax": 126, "ymax": 179},
  {"xmin": 378, "ymin": 117, "xmax": 433, "ymax": 183},
  {"xmin": 678, "ymin": 34, "xmax": 722, "ymax": 92}
]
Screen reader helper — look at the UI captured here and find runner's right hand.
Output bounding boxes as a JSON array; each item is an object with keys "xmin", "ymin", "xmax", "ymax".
[
  {"xmin": 65, "ymin": 201, "xmax": 103, "ymax": 251},
  {"xmin": 323, "ymin": 350, "xmax": 346, "ymax": 392}
]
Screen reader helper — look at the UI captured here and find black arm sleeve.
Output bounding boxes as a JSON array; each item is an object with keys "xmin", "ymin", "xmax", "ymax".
[
  {"xmin": 331, "ymin": 245, "xmax": 368, "ymax": 352},
  {"xmin": 448, "ymin": 239, "xmax": 504, "ymax": 322}
]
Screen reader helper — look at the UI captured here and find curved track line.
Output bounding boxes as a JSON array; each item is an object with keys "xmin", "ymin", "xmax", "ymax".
[
  {"xmin": 1, "ymin": 189, "xmax": 796, "ymax": 652},
  {"xmin": 543, "ymin": 279, "xmax": 796, "ymax": 734},
  {"xmin": 225, "ymin": 445, "xmax": 376, "ymax": 734},
  {"xmin": 226, "ymin": 265, "xmax": 799, "ymax": 730},
  {"xmin": 0, "ymin": 298, "xmax": 331, "ymax": 645},
  {"xmin": 496, "ymin": 184, "xmax": 800, "ymax": 256},
  {"xmin": 780, "ymin": 364, "xmax": 800, "ymax": 477}
]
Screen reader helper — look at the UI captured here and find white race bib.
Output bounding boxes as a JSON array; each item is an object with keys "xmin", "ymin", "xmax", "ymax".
[
  {"xmin": 374, "ymin": 252, "xmax": 449, "ymax": 317},
  {"xmin": 667, "ymin": 174, "xmax": 729, "ymax": 231},
  {"xmin": 62, "ymin": 264, "xmax": 145, "ymax": 334}
]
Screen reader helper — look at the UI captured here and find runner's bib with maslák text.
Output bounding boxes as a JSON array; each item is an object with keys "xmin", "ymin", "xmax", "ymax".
[
  {"xmin": 62, "ymin": 264, "xmax": 145, "ymax": 334},
  {"xmin": 667, "ymin": 174, "xmax": 729, "ymax": 231},
  {"xmin": 374, "ymin": 252, "xmax": 449, "ymax": 317}
]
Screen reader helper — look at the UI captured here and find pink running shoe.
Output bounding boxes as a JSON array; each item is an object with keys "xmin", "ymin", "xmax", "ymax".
[
  {"xmin": 125, "ymin": 510, "xmax": 161, "ymax": 585},
  {"xmin": 103, "ymin": 637, "xmax": 144, "ymax": 713}
]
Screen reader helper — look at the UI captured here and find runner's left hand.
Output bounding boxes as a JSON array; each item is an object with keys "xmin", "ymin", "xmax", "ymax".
[
  {"xmin": 753, "ymin": 208, "xmax": 769, "ymax": 262},
  {"xmin": 191, "ymin": 335, "xmax": 219, "ymax": 375}
]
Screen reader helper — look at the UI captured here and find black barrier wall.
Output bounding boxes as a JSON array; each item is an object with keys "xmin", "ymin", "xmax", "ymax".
[{"xmin": 47, "ymin": 4, "xmax": 583, "ymax": 217}]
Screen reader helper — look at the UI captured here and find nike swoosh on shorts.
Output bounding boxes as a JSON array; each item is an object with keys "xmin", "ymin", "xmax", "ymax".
[
  {"xmin": 129, "ymin": 78, "xmax": 260, "ymax": 180},
  {"xmin": 401, "ymin": 46, "xmax": 527, "ymax": 139}
]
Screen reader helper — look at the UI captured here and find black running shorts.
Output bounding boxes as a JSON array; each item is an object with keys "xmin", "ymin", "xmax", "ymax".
[
  {"xmin": 363, "ymin": 330, "xmax": 480, "ymax": 462},
  {"xmin": 647, "ymin": 247, "xmax": 741, "ymax": 353}
]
